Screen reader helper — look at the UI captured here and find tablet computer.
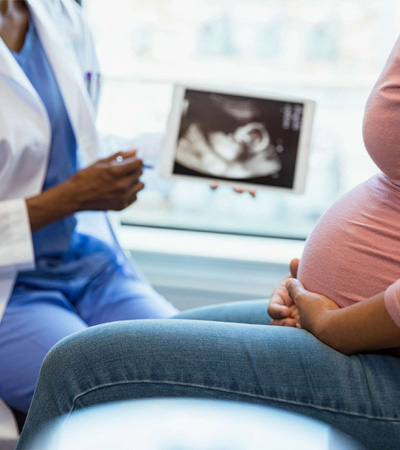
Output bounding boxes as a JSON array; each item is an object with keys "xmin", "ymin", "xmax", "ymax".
[{"xmin": 161, "ymin": 85, "xmax": 315, "ymax": 193}]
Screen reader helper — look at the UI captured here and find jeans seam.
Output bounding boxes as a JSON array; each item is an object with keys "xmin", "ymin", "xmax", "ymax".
[
  {"xmin": 69, "ymin": 380, "xmax": 400, "ymax": 423},
  {"xmin": 357, "ymin": 356, "xmax": 379, "ymax": 416}
]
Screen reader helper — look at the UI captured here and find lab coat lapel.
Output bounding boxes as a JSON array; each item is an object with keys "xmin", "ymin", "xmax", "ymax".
[
  {"xmin": 27, "ymin": 0, "xmax": 99, "ymax": 164},
  {"xmin": 0, "ymin": 35, "xmax": 44, "ymax": 109}
]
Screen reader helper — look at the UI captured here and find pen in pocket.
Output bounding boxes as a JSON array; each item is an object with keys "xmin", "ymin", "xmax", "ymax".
[{"xmin": 84, "ymin": 72, "xmax": 101, "ymax": 109}]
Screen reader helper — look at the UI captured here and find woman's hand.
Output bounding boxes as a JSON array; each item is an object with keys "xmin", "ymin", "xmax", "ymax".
[
  {"xmin": 26, "ymin": 150, "xmax": 145, "ymax": 233},
  {"xmin": 285, "ymin": 279, "xmax": 339, "ymax": 336},
  {"xmin": 268, "ymin": 258, "xmax": 300, "ymax": 327},
  {"xmin": 286, "ymin": 279, "xmax": 400, "ymax": 355}
]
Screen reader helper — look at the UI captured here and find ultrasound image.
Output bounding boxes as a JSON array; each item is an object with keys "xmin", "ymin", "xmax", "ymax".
[{"xmin": 173, "ymin": 90, "xmax": 304, "ymax": 189}]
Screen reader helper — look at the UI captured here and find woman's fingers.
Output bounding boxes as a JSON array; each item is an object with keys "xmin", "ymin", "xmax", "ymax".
[
  {"xmin": 268, "ymin": 302, "xmax": 291, "ymax": 319},
  {"xmin": 289, "ymin": 258, "xmax": 300, "ymax": 278},
  {"xmin": 270, "ymin": 317, "xmax": 298, "ymax": 327},
  {"xmin": 269, "ymin": 302, "xmax": 299, "ymax": 327},
  {"xmin": 286, "ymin": 278, "xmax": 308, "ymax": 304}
]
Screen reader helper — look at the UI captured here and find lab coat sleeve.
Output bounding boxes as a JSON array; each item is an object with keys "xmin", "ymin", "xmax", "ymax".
[{"xmin": 0, "ymin": 199, "xmax": 35, "ymax": 273}]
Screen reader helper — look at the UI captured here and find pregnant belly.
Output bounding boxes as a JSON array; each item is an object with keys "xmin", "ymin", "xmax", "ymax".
[{"xmin": 298, "ymin": 174, "xmax": 400, "ymax": 308}]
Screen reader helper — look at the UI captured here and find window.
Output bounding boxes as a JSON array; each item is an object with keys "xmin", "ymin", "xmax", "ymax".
[{"xmin": 84, "ymin": 0, "xmax": 400, "ymax": 239}]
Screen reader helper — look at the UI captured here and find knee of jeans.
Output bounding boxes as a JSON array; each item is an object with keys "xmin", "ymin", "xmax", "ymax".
[
  {"xmin": 38, "ymin": 323, "xmax": 135, "ymax": 379},
  {"xmin": 38, "ymin": 321, "xmax": 169, "ymax": 386},
  {"xmin": 38, "ymin": 332, "xmax": 88, "ymax": 385}
]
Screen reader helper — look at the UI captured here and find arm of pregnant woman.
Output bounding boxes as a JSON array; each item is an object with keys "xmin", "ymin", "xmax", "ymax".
[{"xmin": 286, "ymin": 279, "xmax": 400, "ymax": 356}]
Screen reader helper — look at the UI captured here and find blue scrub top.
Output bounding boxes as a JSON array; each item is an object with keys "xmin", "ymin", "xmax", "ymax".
[{"xmin": 13, "ymin": 19, "xmax": 119, "ymax": 281}]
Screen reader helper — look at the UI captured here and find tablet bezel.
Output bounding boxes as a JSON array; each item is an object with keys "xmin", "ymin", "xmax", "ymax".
[{"xmin": 161, "ymin": 84, "xmax": 315, "ymax": 194}]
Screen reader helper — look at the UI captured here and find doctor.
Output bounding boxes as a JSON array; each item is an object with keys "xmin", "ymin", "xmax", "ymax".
[{"xmin": 0, "ymin": 0, "xmax": 177, "ymax": 415}]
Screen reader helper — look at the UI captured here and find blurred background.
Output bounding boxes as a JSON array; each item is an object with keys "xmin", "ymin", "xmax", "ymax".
[
  {"xmin": 83, "ymin": 0, "xmax": 400, "ymax": 239},
  {"xmin": 81, "ymin": 0, "xmax": 400, "ymax": 308}
]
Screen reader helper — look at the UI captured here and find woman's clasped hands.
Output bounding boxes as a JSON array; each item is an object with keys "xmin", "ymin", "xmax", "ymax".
[{"xmin": 268, "ymin": 258, "xmax": 340, "ymax": 345}]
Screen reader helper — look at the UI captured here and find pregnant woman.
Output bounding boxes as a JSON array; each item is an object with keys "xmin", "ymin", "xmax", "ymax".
[{"xmin": 16, "ymin": 30, "xmax": 400, "ymax": 450}]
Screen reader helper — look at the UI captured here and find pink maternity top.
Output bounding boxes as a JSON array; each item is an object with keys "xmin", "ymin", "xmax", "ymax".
[{"xmin": 298, "ymin": 35, "xmax": 400, "ymax": 328}]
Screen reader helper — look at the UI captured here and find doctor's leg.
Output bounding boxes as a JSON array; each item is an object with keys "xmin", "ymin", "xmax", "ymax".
[
  {"xmin": 0, "ymin": 289, "xmax": 88, "ymax": 413},
  {"xmin": 75, "ymin": 260, "xmax": 178, "ymax": 326},
  {"xmin": 74, "ymin": 242, "xmax": 266, "ymax": 326}
]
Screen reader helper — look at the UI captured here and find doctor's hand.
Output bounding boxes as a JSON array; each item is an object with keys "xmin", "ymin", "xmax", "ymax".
[
  {"xmin": 268, "ymin": 258, "xmax": 300, "ymax": 327},
  {"xmin": 68, "ymin": 151, "xmax": 145, "ymax": 212},
  {"xmin": 26, "ymin": 151, "xmax": 144, "ymax": 233}
]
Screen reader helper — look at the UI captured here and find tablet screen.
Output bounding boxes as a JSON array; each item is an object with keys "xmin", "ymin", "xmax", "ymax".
[{"xmin": 174, "ymin": 89, "xmax": 309, "ymax": 189}]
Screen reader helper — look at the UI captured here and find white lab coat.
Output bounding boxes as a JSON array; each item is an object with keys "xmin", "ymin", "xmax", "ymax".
[{"xmin": 0, "ymin": 0, "xmax": 106, "ymax": 322}]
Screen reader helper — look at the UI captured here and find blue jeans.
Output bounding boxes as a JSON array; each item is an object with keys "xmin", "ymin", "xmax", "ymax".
[{"xmin": 17, "ymin": 300, "xmax": 400, "ymax": 450}]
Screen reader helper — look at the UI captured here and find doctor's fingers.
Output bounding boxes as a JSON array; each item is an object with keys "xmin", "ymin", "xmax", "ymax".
[
  {"xmin": 106, "ymin": 155, "xmax": 143, "ymax": 177},
  {"xmin": 101, "ymin": 150, "xmax": 137, "ymax": 164},
  {"xmin": 130, "ymin": 180, "xmax": 145, "ymax": 196},
  {"xmin": 110, "ymin": 168, "xmax": 143, "ymax": 195},
  {"xmin": 107, "ymin": 181, "xmax": 145, "ymax": 211},
  {"xmin": 125, "ymin": 181, "xmax": 145, "ymax": 207},
  {"xmin": 126, "ymin": 168, "xmax": 144, "ymax": 188}
]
